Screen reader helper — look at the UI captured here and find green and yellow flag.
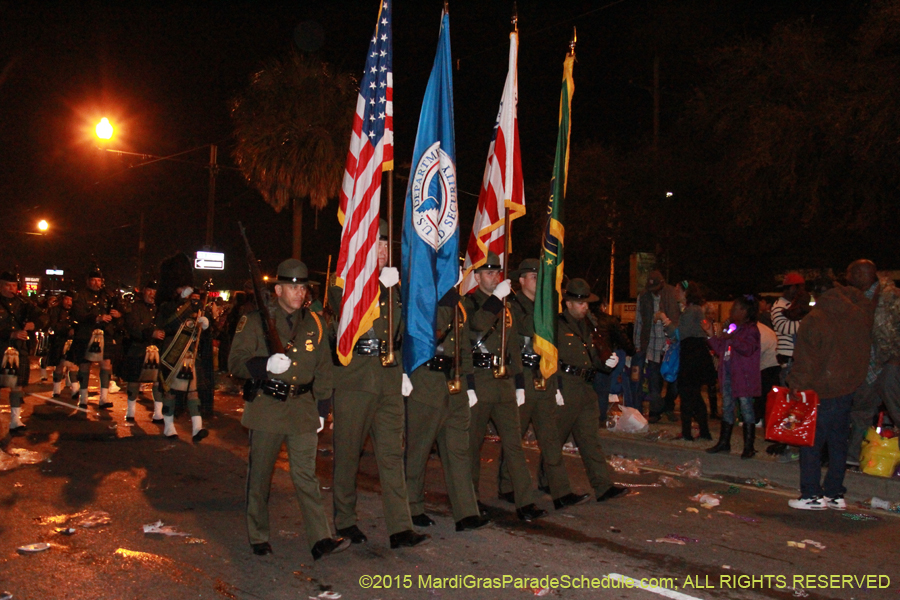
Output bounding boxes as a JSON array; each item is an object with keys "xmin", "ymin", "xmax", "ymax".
[{"xmin": 534, "ymin": 45, "xmax": 575, "ymax": 380}]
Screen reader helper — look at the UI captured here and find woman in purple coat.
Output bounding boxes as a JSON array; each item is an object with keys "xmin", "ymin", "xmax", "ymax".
[{"xmin": 704, "ymin": 295, "xmax": 761, "ymax": 458}]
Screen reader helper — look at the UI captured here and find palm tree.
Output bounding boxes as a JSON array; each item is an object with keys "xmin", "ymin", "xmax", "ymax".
[{"xmin": 232, "ymin": 52, "xmax": 356, "ymax": 258}]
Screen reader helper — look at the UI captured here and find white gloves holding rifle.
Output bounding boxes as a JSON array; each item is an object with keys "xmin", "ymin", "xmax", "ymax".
[{"xmin": 267, "ymin": 353, "xmax": 291, "ymax": 375}]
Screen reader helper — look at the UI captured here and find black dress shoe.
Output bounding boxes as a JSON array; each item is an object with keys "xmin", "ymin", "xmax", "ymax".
[
  {"xmin": 192, "ymin": 429, "xmax": 209, "ymax": 443},
  {"xmin": 98, "ymin": 402, "xmax": 113, "ymax": 410},
  {"xmin": 389, "ymin": 530, "xmax": 430, "ymax": 549},
  {"xmin": 152, "ymin": 417, "xmax": 164, "ymax": 423},
  {"xmin": 597, "ymin": 486, "xmax": 629, "ymax": 502},
  {"xmin": 411, "ymin": 513, "xmax": 436, "ymax": 527},
  {"xmin": 251, "ymin": 542, "xmax": 273, "ymax": 555},
  {"xmin": 553, "ymin": 492, "xmax": 590, "ymax": 510},
  {"xmin": 10, "ymin": 425, "xmax": 27, "ymax": 436},
  {"xmin": 125, "ymin": 416, "xmax": 136, "ymax": 423},
  {"xmin": 336, "ymin": 525, "xmax": 368, "ymax": 544},
  {"xmin": 455, "ymin": 515, "xmax": 491, "ymax": 531},
  {"xmin": 497, "ymin": 491, "xmax": 516, "ymax": 504},
  {"xmin": 311, "ymin": 537, "xmax": 351, "ymax": 560},
  {"xmin": 516, "ymin": 504, "xmax": 547, "ymax": 522},
  {"xmin": 52, "ymin": 393, "xmax": 60, "ymax": 399}
]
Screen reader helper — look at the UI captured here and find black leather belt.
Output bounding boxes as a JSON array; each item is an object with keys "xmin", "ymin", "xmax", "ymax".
[
  {"xmin": 522, "ymin": 353, "xmax": 540, "ymax": 369},
  {"xmin": 243, "ymin": 378, "xmax": 314, "ymax": 402},
  {"xmin": 473, "ymin": 352, "xmax": 511, "ymax": 369},
  {"xmin": 354, "ymin": 338, "xmax": 401, "ymax": 356},
  {"xmin": 559, "ymin": 362, "xmax": 596, "ymax": 383},
  {"xmin": 426, "ymin": 355, "xmax": 453, "ymax": 374}
]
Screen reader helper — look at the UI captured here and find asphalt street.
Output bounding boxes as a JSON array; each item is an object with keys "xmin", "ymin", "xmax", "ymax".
[{"xmin": 1, "ymin": 375, "xmax": 898, "ymax": 600}]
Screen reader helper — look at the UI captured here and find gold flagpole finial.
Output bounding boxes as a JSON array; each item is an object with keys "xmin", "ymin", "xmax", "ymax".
[
  {"xmin": 511, "ymin": 2, "xmax": 518, "ymax": 33},
  {"xmin": 444, "ymin": 0, "xmax": 449, "ymax": 14},
  {"xmin": 569, "ymin": 27, "xmax": 577, "ymax": 56}
]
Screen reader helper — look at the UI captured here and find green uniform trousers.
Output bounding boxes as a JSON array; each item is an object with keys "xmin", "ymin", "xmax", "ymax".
[
  {"xmin": 333, "ymin": 388, "xmax": 413, "ymax": 535},
  {"xmin": 246, "ymin": 429, "xmax": 331, "ymax": 550},
  {"xmin": 556, "ymin": 375, "xmax": 614, "ymax": 497},
  {"xmin": 406, "ymin": 367, "xmax": 480, "ymax": 522},
  {"xmin": 468, "ymin": 374, "xmax": 536, "ymax": 508},
  {"xmin": 498, "ymin": 390, "xmax": 572, "ymax": 500}
]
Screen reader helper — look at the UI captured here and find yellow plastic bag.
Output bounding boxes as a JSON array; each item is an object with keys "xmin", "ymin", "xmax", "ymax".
[{"xmin": 860, "ymin": 427, "xmax": 900, "ymax": 478}]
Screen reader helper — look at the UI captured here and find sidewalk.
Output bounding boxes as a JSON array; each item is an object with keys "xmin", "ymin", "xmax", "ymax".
[{"xmin": 596, "ymin": 415, "xmax": 900, "ymax": 503}]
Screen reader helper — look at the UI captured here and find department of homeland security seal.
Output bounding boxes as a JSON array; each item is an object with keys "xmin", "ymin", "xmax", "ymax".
[{"xmin": 411, "ymin": 141, "xmax": 458, "ymax": 250}]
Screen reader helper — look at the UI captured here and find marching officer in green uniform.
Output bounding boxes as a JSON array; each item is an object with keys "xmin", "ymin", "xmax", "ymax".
[
  {"xmin": 404, "ymin": 284, "xmax": 490, "ymax": 532},
  {"xmin": 463, "ymin": 252, "xmax": 547, "ymax": 522},
  {"xmin": 498, "ymin": 259, "xmax": 589, "ymax": 510},
  {"xmin": 71, "ymin": 267, "xmax": 123, "ymax": 409},
  {"xmin": 556, "ymin": 278, "xmax": 628, "ymax": 503},
  {"xmin": 329, "ymin": 220, "xmax": 428, "ymax": 549},
  {"xmin": 229, "ymin": 259, "xmax": 349, "ymax": 560},
  {"xmin": 123, "ymin": 281, "xmax": 165, "ymax": 422},
  {"xmin": 1, "ymin": 271, "xmax": 46, "ymax": 435},
  {"xmin": 46, "ymin": 290, "xmax": 76, "ymax": 399}
]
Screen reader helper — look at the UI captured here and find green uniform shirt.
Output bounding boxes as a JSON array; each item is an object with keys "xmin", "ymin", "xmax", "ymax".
[
  {"xmin": 557, "ymin": 310, "xmax": 601, "ymax": 370},
  {"xmin": 462, "ymin": 289, "xmax": 523, "ymax": 378},
  {"xmin": 229, "ymin": 305, "xmax": 333, "ymax": 435},
  {"xmin": 509, "ymin": 292, "xmax": 558, "ymax": 394}
]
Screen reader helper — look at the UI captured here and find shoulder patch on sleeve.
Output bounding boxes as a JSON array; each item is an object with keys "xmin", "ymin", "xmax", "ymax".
[{"xmin": 235, "ymin": 315, "xmax": 248, "ymax": 334}]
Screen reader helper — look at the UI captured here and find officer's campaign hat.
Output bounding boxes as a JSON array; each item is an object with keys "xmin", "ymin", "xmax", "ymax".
[
  {"xmin": 563, "ymin": 278, "xmax": 599, "ymax": 303},
  {"xmin": 87, "ymin": 267, "xmax": 104, "ymax": 279},
  {"xmin": 144, "ymin": 279, "xmax": 158, "ymax": 290},
  {"xmin": 475, "ymin": 251, "xmax": 503, "ymax": 272},
  {"xmin": 0, "ymin": 271, "xmax": 19, "ymax": 283},
  {"xmin": 379, "ymin": 219, "xmax": 389, "ymax": 241},
  {"xmin": 512, "ymin": 258, "xmax": 539, "ymax": 280},
  {"xmin": 276, "ymin": 259, "xmax": 308, "ymax": 284}
]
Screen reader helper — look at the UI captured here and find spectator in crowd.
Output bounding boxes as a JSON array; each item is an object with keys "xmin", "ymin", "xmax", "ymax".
[
  {"xmin": 786, "ymin": 275, "xmax": 871, "ymax": 510},
  {"xmin": 705, "ymin": 295, "xmax": 761, "ymax": 458},
  {"xmin": 845, "ymin": 260, "xmax": 900, "ymax": 469},
  {"xmin": 769, "ymin": 273, "xmax": 809, "ymax": 462},
  {"xmin": 755, "ymin": 319, "xmax": 780, "ymax": 427},
  {"xmin": 633, "ymin": 271, "xmax": 681, "ymax": 424},
  {"xmin": 593, "ymin": 299, "xmax": 636, "ymax": 420},
  {"xmin": 672, "ymin": 282, "xmax": 716, "ymax": 441}
]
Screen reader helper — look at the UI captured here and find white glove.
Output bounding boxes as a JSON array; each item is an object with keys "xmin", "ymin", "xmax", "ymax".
[
  {"xmin": 266, "ymin": 353, "xmax": 291, "ymax": 374},
  {"xmin": 605, "ymin": 353, "xmax": 619, "ymax": 369},
  {"xmin": 555, "ymin": 390, "xmax": 565, "ymax": 406},
  {"xmin": 197, "ymin": 316, "xmax": 210, "ymax": 330},
  {"xmin": 493, "ymin": 279, "xmax": 512, "ymax": 300},
  {"xmin": 180, "ymin": 287, "xmax": 194, "ymax": 299},
  {"xmin": 457, "ymin": 267, "xmax": 464, "ymax": 286},
  {"xmin": 379, "ymin": 266, "xmax": 399, "ymax": 288},
  {"xmin": 467, "ymin": 389, "xmax": 478, "ymax": 408},
  {"xmin": 317, "ymin": 416, "xmax": 325, "ymax": 433},
  {"xmin": 402, "ymin": 373, "xmax": 413, "ymax": 396},
  {"xmin": 515, "ymin": 388, "xmax": 525, "ymax": 407}
]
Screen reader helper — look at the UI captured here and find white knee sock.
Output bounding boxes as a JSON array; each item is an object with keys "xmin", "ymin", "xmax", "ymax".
[
  {"xmin": 10, "ymin": 406, "xmax": 24, "ymax": 428},
  {"xmin": 53, "ymin": 381, "xmax": 63, "ymax": 395},
  {"xmin": 152, "ymin": 401, "xmax": 164, "ymax": 420},
  {"xmin": 163, "ymin": 415, "xmax": 177, "ymax": 437},
  {"xmin": 79, "ymin": 389, "xmax": 88, "ymax": 406},
  {"xmin": 126, "ymin": 399, "xmax": 136, "ymax": 419},
  {"xmin": 99, "ymin": 387, "xmax": 110, "ymax": 405},
  {"xmin": 191, "ymin": 415, "xmax": 204, "ymax": 436}
]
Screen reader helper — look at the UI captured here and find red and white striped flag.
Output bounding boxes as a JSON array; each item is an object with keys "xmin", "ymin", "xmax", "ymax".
[
  {"xmin": 461, "ymin": 31, "xmax": 524, "ymax": 294},
  {"xmin": 335, "ymin": 0, "xmax": 393, "ymax": 366}
]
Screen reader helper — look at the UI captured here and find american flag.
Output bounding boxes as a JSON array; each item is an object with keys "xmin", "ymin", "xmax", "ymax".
[
  {"xmin": 461, "ymin": 31, "xmax": 524, "ymax": 295},
  {"xmin": 335, "ymin": 0, "xmax": 393, "ymax": 366}
]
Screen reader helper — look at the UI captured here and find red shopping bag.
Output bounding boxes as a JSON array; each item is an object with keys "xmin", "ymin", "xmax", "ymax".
[{"xmin": 765, "ymin": 387, "xmax": 819, "ymax": 447}]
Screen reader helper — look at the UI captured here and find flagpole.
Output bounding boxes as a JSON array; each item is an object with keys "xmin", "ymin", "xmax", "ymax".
[
  {"xmin": 384, "ymin": 169, "xmax": 396, "ymax": 367},
  {"xmin": 494, "ymin": 6, "xmax": 518, "ymax": 381}
]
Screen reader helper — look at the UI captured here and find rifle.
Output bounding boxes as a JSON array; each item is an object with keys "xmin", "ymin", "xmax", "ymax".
[{"xmin": 238, "ymin": 222, "xmax": 284, "ymax": 355}]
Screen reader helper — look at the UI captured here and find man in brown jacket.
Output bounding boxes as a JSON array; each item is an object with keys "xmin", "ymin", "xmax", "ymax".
[{"xmin": 786, "ymin": 275, "xmax": 872, "ymax": 511}]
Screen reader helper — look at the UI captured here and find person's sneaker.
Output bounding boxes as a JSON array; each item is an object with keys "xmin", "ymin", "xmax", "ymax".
[
  {"xmin": 777, "ymin": 449, "xmax": 800, "ymax": 463},
  {"xmin": 824, "ymin": 496, "xmax": 847, "ymax": 511},
  {"xmin": 788, "ymin": 496, "xmax": 826, "ymax": 511}
]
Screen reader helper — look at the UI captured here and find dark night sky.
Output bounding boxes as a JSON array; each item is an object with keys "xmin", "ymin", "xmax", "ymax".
[{"xmin": 0, "ymin": 0, "xmax": 847, "ymax": 293}]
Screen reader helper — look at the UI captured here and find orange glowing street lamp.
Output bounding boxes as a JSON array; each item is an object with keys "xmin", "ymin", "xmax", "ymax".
[
  {"xmin": 95, "ymin": 117, "xmax": 114, "ymax": 140},
  {"xmin": 37, "ymin": 220, "xmax": 49, "ymax": 232}
]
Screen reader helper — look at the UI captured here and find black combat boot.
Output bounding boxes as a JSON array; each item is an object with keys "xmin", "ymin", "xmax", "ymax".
[{"xmin": 741, "ymin": 422, "xmax": 757, "ymax": 459}]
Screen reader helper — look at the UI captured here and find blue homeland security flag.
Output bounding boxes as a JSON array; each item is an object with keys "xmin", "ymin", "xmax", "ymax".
[{"xmin": 401, "ymin": 9, "xmax": 458, "ymax": 375}]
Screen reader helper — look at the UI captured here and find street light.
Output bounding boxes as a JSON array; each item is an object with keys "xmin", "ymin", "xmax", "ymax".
[
  {"xmin": 37, "ymin": 220, "xmax": 49, "ymax": 232},
  {"xmin": 96, "ymin": 118, "xmax": 114, "ymax": 140},
  {"xmin": 93, "ymin": 117, "xmax": 220, "ymax": 250}
]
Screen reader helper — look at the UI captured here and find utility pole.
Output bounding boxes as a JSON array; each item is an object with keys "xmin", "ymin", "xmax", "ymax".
[{"xmin": 206, "ymin": 144, "xmax": 218, "ymax": 247}]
